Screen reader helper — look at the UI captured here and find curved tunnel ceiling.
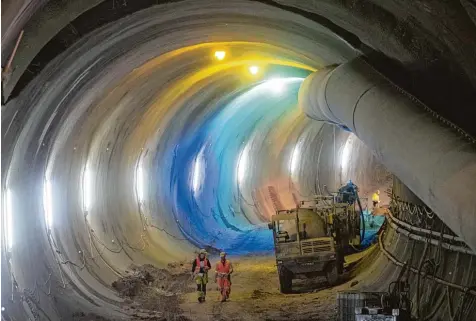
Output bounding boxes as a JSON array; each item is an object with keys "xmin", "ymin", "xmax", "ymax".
[
  {"xmin": 2, "ymin": 0, "xmax": 476, "ymax": 319},
  {"xmin": 4, "ymin": 0, "xmax": 360, "ymax": 255}
]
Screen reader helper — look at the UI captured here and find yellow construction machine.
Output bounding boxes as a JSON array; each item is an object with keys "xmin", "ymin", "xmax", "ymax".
[{"xmin": 268, "ymin": 195, "xmax": 362, "ymax": 293}]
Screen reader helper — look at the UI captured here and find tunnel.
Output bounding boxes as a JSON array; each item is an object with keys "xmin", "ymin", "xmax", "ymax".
[{"xmin": 1, "ymin": 0, "xmax": 476, "ymax": 320}]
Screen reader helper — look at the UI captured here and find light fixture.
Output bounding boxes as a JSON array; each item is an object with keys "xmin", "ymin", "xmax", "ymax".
[
  {"xmin": 136, "ymin": 165, "xmax": 145, "ymax": 202},
  {"xmin": 191, "ymin": 148, "xmax": 205, "ymax": 195},
  {"xmin": 341, "ymin": 134, "xmax": 354, "ymax": 172},
  {"xmin": 265, "ymin": 78, "xmax": 286, "ymax": 94},
  {"xmin": 237, "ymin": 143, "xmax": 251, "ymax": 184},
  {"xmin": 4, "ymin": 188, "xmax": 13, "ymax": 251},
  {"xmin": 214, "ymin": 51, "xmax": 226, "ymax": 61},
  {"xmin": 249, "ymin": 65, "xmax": 259, "ymax": 75},
  {"xmin": 290, "ymin": 139, "xmax": 303, "ymax": 175},
  {"xmin": 43, "ymin": 178, "xmax": 53, "ymax": 229},
  {"xmin": 192, "ymin": 157, "xmax": 202, "ymax": 193},
  {"xmin": 82, "ymin": 166, "xmax": 93, "ymax": 212}
]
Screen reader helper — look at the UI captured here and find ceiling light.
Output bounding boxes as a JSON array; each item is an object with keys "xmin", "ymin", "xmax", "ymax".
[
  {"xmin": 214, "ymin": 51, "xmax": 226, "ymax": 61},
  {"xmin": 249, "ymin": 65, "xmax": 259, "ymax": 75}
]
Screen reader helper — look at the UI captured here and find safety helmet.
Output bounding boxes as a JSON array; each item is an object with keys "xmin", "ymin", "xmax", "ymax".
[
  {"xmin": 199, "ymin": 249, "xmax": 207, "ymax": 255},
  {"xmin": 377, "ymin": 190, "xmax": 380, "ymax": 194},
  {"xmin": 220, "ymin": 252, "xmax": 226, "ymax": 257}
]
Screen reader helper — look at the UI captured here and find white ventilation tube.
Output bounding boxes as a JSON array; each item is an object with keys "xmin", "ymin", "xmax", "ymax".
[{"xmin": 299, "ymin": 57, "xmax": 476, "ymax": 252}]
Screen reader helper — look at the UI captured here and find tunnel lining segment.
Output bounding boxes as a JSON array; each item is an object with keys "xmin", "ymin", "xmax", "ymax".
[
  {"xmin": 1, "ymin": 2, "xmax": 367, "ymax": 318},
  {"xmin": 2, "ymin": 0, "xmax": 367, "ymax": 102},
  {"xmin": 378, "ymin": 230, "xmax": 476, "ymax": 296},
  {"xmin": 1, "ymin": 0, "xmax": 474, "ymax": 313}
]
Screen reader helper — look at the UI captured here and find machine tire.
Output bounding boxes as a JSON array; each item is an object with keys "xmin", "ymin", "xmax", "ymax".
[
  {"xmin": 326, "ymin": 262, "xmax": 339, "ymax": 286},
  {"xmin": 278, "ymin": 266, "xmax": 292, "ymax": 294}
]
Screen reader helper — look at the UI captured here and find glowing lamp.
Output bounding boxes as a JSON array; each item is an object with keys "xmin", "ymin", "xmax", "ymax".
[
  {"xmin": 249, "ymin": 65, "xmax": 259, "ymax": 75},
  {"xmin": 214, "ymin": 51, "xmax": 226, "ymax": 61}
]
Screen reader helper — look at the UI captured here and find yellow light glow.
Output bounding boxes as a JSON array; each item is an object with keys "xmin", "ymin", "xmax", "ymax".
[
  {"xmin": 249, "ymin": 65, "xmax": 259, "ymax": 75},
  {"xmin": 214, "ymin": 51, "xmax": 226, "ymax": 60},
  {"xmin": 112, "ymin": 41, "xmax": 317, "ymax": 262}
]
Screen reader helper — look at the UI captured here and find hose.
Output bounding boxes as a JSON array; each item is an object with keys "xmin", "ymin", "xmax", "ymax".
[
  {"xmin": 416, "ymin": 241, "xmax": 430, "ymax": 319},
  {"xmin": 378, "ymin": 232, "xmax": 476, "ymax": 295},
  {"xmin": 386, "ymin": 206, "xmax": 464, "ymax": 243},
  {"xmin": 354, "ymin": 188, "xmax": 365, "ymax": 244}
]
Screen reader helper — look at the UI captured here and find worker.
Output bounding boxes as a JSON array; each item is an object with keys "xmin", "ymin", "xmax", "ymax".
[
  {"xmin": 372, "ymin": 190, "xmax": 380, "ymax": 208},
  {"xmin": 339, "ymin": 180, "xmax": 358, "ymax": 204},
  {"xmin": 215, "ymin": 252, "xmax": 233, "ymax": 302},
  {"xmin": 191, "ymin": 249, "xmax": 211, "ymax": 303}
]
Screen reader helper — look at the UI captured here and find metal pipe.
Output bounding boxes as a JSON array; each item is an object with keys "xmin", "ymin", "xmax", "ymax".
[
  {"xmin": 387, "ymin": 207, "xmax": 465, "ymax": 243},
  {"xmin": 299, "ymin": 58, "xmax": 476, "ymax": 252},
  {"xmin": 387, "ymin": 217, "xmax": 474, "ymax": 256},
  {"xmin": 3, "ymin": 30, "xmax": 24, "ymax": 75}
]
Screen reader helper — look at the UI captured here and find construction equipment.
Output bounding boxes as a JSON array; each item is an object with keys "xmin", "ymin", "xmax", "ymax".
[
  {"xmin": 338, "ymin": 255, "xmax": 412, "ymax": 321},
  {"xmin": 336, "ymin": 180, "xmax": 367, "ymax": 245},
  {"xmin": 338, "ymin": 287, "xmax": 412, "ymax": 321},
  {"xmin": 268, "ymin": 195, "xmax": 361, "ymax": 293}
]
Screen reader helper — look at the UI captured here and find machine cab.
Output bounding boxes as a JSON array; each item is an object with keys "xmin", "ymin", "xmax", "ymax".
[{"xmin": 268, "ymin": 208, "xmax": 333, "ymax": 259}]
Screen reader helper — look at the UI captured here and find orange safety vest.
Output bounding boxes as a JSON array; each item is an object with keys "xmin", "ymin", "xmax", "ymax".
[
  {"xmin": 195, "ymin": 257, "xmax": 210, "ymax": 273},
  {"xmin": 216, "ymin": 260, "xmax": 231, "ymax": 274}
]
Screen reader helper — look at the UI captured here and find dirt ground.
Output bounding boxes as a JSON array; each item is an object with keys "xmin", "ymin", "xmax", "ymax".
[
  {"xmin": 73, "ymin": 263, "xmax": 194, "ymax": 321},
  {"xmin": 81, "ymin": 250, "xmax": 373, "ymax": 321},
  {"xmin": 179, "ymin": 254, "xmax": 357, "ymax": 321}
]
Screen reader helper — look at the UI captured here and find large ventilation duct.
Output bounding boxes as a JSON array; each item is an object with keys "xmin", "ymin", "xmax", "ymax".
[{"xmin": 299, "ymin": 58, "xmax": 476, "ymax": 252}]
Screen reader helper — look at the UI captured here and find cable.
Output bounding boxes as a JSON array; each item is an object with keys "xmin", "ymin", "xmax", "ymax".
[
  {"xmin": 386, "ymin": 216, "xmax": 473, "ymax": 255},
  {"xmin": 422, "ymin": 288, "xmax": 445, "ymax": 321},
  {"xmin": 378, "ymin": 231, "xmax": 476, "ymax": 295},
  {"xmin": 416, "ymin": 241, "xmax": 430, "ymax": 319}
]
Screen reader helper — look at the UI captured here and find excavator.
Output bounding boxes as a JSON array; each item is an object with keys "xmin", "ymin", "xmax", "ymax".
[{"xmin": 268, "ymin": 181, "xmax": 365, "ymax": 293}]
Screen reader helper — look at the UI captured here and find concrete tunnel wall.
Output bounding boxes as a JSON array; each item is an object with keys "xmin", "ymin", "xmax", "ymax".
[
  {"xmin": 355, "ymin": 178, "xmax": 476, "ymax": 320},
  {"xmin": 0, "ymin": 1, "xmax": 379, "ymax": 318},
  {"xmin": 1, "ymin": 0, "xmax": 476, "ymax": 320}
]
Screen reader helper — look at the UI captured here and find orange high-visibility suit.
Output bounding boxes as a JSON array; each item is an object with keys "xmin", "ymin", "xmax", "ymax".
[{"xmin": 215, "ymin": 259, "xmax": 233, "ymax": 301}]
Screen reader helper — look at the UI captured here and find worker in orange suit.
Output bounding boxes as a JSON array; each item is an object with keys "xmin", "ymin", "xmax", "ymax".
[{"xmin": 215, "ymin": 252, "xmax": 233, "ymax": 302}]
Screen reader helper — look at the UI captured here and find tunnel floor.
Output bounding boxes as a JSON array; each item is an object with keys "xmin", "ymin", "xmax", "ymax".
[
  {"xmin": 180, "ymin": 255, "xmax": 346, "ymax": 321},
  {"xmin": 71, "ymin": 249, "xmax": 374, "ymax": 321}
]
